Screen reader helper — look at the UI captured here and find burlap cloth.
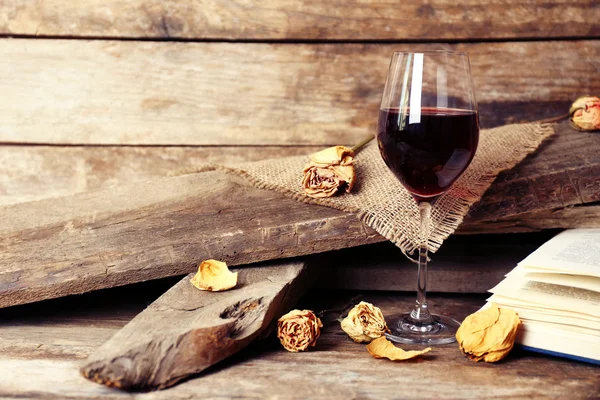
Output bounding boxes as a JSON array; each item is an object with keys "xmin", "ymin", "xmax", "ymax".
[{"xmin": 181, "ymin": 123, "xmax": 554, "ymax": 258}]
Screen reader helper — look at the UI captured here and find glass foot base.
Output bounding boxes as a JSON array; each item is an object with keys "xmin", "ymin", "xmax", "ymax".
[{"xmin": 385, "ymin": 313, "xmax": 460, "ymax": 345}]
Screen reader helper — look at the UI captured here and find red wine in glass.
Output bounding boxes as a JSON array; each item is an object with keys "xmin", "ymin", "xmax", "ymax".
[
  {"xmin": 377, "ymin": 107, "xmax": 479, "ymax": 202},
  {"xmin": 377, "ymin": 51, "xmax": 480, "ymax": 345}
]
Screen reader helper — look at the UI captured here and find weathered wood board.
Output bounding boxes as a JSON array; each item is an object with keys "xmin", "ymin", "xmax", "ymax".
[
  {"xmin": 462, "ymin": 204, "xmax": 600, "ymax": 234},
  {"xmin": 1, "ymin": 0, "xmax": 597, "ymax": 40},
  {"xmin": 465, "ymin": 121, "xmax": 600, "ymax": 223},
  {"xmin": 1, "ymin": 123, "xmax": 598, "ymax": 308},
  {"xmin": 0, "ymin": 145, "xmax": 321, "ymax": 206},
  {"xmin": 82, "ymin": 260, "xmax": 313, "ymax": 390},
  {"xmin": 0, "ymin": 289, "xmax": 597, "ymax": 399},
  {"xmin": 0, "ymin": 171, "xmax": 381, "ymax": 309},
  {"xmin": 0, "ymin": 40, "xmax": 597, "ymax": 145}
]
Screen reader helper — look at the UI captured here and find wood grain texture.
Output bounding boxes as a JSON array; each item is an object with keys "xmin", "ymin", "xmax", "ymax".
[
  {"xmin": 466, "ymin": 122, "xmax": 600, "ymax": 222},
  {"xmin": 0, "ymin": 145, "xmax": 321, "ymax": 206},
  {"xmin": 0, "ymin": 40, "xmax": 597, "ymax": 145},
  {"xmin": 0, "ymin": 291, "xmax": 598, "ymax": 399},
  {"xmin": 1, "ymin": 0, "xmax": 598, "ymax": 40},
  {"xmin": 462, "ymin": 204, "xmax": 600, "ymax": 234},
  {"xmin": 0, "ymin": 170, "xmax": 382, "ymax": 309},
  {"xmin": 82, "ymin": 260, "xmax": 312, "ymax": 390}
]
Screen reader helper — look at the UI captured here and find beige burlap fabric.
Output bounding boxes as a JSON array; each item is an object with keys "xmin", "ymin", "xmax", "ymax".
[{"xmin": 182, "ymin": 123, "xmax": 554, "ymax": 258}]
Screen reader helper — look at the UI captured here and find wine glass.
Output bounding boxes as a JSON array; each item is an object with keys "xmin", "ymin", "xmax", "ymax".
[{"xmin": 377, "ymin": 51, "xmax": 480, "ymax": 344}]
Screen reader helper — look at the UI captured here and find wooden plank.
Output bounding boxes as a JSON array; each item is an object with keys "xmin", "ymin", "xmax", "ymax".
[
  {"xmin": 0, "ymin": 40, "xmax": 597, "ymax": 145},
  {"xmin": 0, "ymin": 292, "xmax": 598, "ymax": 399},
  {"xmin": 461, "ymin": 205, "xmax": 600, "ymax": 234},
  {"xmin": 82, "ymin": 260, "xmax": 312, "ymax": 390},
  {"xmin": 0, "ymin": 145, "xmax": 321, "ymax": 206},
  {"xmin": 1, "ymin": 0, "xmax": 598, "ymax": 41},
  {"xmin": 0, "ymin": 170, "xmax": 382, "ymax": 309},
  {"xmin": 466, "ymin": 122, "xmax": 600, "ymax": 222}
]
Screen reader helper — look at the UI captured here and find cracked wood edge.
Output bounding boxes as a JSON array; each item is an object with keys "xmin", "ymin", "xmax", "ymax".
[{"xmin": 81, "ymin": 259, "xmax": 313, "ymax": 390}]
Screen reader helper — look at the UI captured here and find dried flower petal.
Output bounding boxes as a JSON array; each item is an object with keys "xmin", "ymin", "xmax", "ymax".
[
  {"xmin": 341, "ymin": 301, "xmax": 390, "ymax": 343},
  {"xmin": 277, "ymin": 309, "xmax": 323, "ymax": 352},
  {"xmin": 190, "ymin": 259, "xmax": 238, "ymax": 292},
  {"xmin": 570, "ymin": 96, "xmax": 600, "ymax": 131},
  {"xmin": 366, "ymin": 337, "xmax": 432, "ymax": 361},
  {"xmin": 456, "ymin": 303, "xmax": 520, "ymax": 362},
  {"xmin": 301, "ymin": 146, "xmax": 355, "ymax": 198}
]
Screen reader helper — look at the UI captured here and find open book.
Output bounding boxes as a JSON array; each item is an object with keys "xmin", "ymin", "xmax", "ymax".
[{"xmin": 487, "ymin": 229, "xmax": 600, "ymax": 364}]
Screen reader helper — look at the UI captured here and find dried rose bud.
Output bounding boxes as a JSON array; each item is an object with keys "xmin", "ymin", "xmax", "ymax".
[
  {"xmin": 190, "ymin": 259, "xmax": 238, "ymax": 292},
  {"xmin": 570, "ymin": 96, "xmax": 600, "ymax": 131},
  {"xmin": 301, "ymin": 146, "xmax": 355, "ymax": 198},
  {"xmin": 277, "ymin": 309, "xmax": 323, "ymax": 352},
  {"xmin": 341, "ymin": 301, "xmax": 390, "ymax": 343},
  {"xmin": 456, "ymin": 303, "xmax": 520, "ymax": 363}
]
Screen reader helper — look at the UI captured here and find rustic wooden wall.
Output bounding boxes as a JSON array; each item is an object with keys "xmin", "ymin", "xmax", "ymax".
[{"xmin": 0, "ymin": 0, "xmax": 598, "ymax": 206}]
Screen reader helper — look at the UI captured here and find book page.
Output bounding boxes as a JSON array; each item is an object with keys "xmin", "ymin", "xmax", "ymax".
[
  {"xmin": 487, "ymin": 295, "xmax": 600, "ymax": 331},
  {"xmin": 489, "ymin": 272, "xmax": 600, "ymax": 318},
  {"xmin": 518, "ymin": 229, "xmax": 600, "ymax": 278},
  {"xmin": 524, "ymin": 272, "xmax": 600, "ymax": 293},
  {"xmin": 488, "ymin": 293, "xmax": 600, "ymax": 323},
  {"xmin": 517, "ymin": 321, "xmax": 600, "ymax": 361}
]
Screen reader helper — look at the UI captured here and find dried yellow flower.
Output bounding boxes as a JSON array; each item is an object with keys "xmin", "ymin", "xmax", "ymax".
[
  {"xmin": 301, "ymin": 146, "xmax": 355, "ymax": 198},
  {"xmin": 190, "ymin": 259, "xmax": 238, "ymax": 292},
  {"xmin": 277, "ymin": 309, "xmax": 323, "ymax": 352},
  {"xmin": 341, "ymin": 301, "xmax": 390, "ymax": 343},
  {"xmin": 456, "ymin": 303, "xmax": 520, "ymax": 363},
  {"xmin": 570, "ymin": 95, "xmax": 600, "ymax": 131},
  {"xmin": 366, "ymin": 337, "xmax": 432, "ymax": 361}
]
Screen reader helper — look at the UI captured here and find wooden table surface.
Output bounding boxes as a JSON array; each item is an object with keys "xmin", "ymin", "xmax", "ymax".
[{"xmin": 0, "ymin": 278, "xmax": 597, "ymax": 399}]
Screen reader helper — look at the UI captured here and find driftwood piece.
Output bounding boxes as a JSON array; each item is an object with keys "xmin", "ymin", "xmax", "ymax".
[
  {"xmin": 1, "ymin": 0, "xmax": 596, "ymax": 41},
  {"xmin": 0, "ymin": 40, "xmax": 597, "ymax": 145},
  {"xmin": 81, "ymin": 259, "xmax": 312, "ymax": 390}
]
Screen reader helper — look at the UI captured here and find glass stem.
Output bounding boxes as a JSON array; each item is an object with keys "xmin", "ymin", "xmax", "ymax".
[{"xmin": 410, "ymin": 201, "xmax": 434, "ymax": 324}]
